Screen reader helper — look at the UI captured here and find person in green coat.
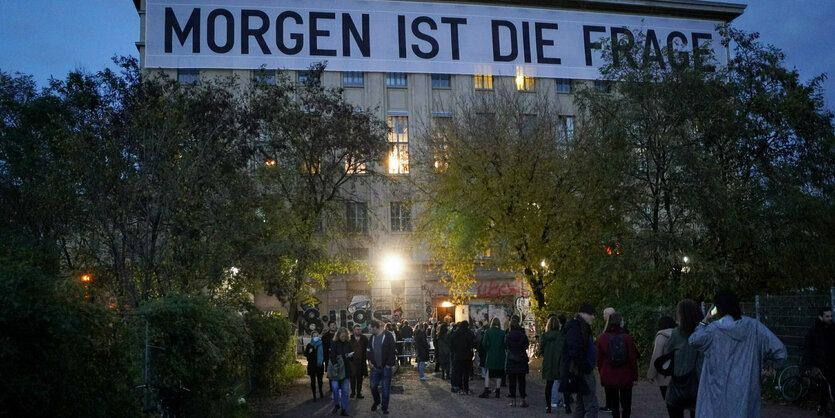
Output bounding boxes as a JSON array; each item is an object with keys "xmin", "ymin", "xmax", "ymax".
[
  {"xmin": 478, "ymin": 317, "xmax": 507, "ymax": 398},
  {"xmin": 542, "ymin": 316, "xmax": 565, "ymax": 414}
]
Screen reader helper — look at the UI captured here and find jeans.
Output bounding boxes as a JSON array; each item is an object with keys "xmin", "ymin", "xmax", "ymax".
[
  {"xmin": 573, "ymin": 373, "xmax": 599, "ymax": 418},
  {"xmin": 604, "ymin": 387, "xmax": 632, "ymax": 418},
  {"xmin": 418, "ymin": 361, "xmax": 426, "ymax": 378},
  {"xmin": 507, "ymin": 373, "xmax": 527, "ymax": 398},
  {"xmin": 547, "ymin": 379, "xmax": 563, "ymax": 406},
  {"xmin": 330, "ymin": 378, "xmax": 349, "ymax": 409},
  {"xmin": 370, "ymin": 366, "xmax": 393, "ymax": 410}
]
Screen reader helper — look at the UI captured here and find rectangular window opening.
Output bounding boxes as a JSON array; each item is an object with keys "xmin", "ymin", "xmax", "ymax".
[
  {"xmin": 178, "ymin": 68, "xmax": 200, "ymax": 84},
  {"xmin": 343, "ymin": 71, "xmax": 364, "ymax": 87},
  {"xmin": 386, "ymin": 72, "xmax": 407, "ymax": 87},
  {"xmin": 387, "ymin": 116, "xmax": 409, "ymax": 174},
  {"xmin": 431, "ymin": 74, "xmax": 451, "ymax": 89},
  {"xmin": 474, "ymin": 74, "xmax": 493, "ymax": 90},
  {"xmin": 390, "ymin": 202, "xmax": 412, "ymax": 232}
]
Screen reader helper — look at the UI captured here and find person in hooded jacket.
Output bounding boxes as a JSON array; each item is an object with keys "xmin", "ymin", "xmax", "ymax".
[
  {"xmin": 663, "ymin": 300, "xmax": 704, "ymax": 418},
  {"xmin": 560, "ymin": 303, "xmax": 597, "ymax": 417},
  {"xmin": 596, "ymin": 313, "xmax": 638, "ymax": 418},
  {"xmin": 647, "ymin": 316, "xmax": 675, "ymax": 409},
  {"xmin": 435, "ymin": 322, "xmax": 451, "ymax": 380},
  {"xmin": 479, "ymin": 317, "xmax": 507, "ymax": 399},
  {"xmin": 414, "ymin": 322, "xmax": 431, "ymax": 380},
  {"xmin": 689, "ymin": 290, "xmax": 786, "ymax": 418},
  {"xmin": 505, "ymin": 317, "xmax": 530, "ymax": 408},
  {"xmin": 450, "ymin": 320, "xmax": 476, "ymax": 394},
  {"xmin": 542, "ymin": 316, "xmax": 565, "ymax": 414},
  {"xmin": 304, "ymin": 330, "xmax": 326, "ymax": 400}
]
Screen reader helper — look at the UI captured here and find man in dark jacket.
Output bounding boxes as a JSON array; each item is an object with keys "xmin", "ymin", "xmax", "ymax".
[
  {"xmin": 803, "ymin": 307, "xmax": 834, "ymax": 416},
  {"xmin": 367, "ymin": 320, "xmax": 397, "ymax": 414},
  {"xmin": 400, "ymin": 320, "xmax": 414, "ymax": 365},
  {"xmin": 450, "ymin": 320, "xmax": 476, "ymax": 394},
  {"xmin": 560, "ymin": 303, "xmax": 597, "ymax": 417},
  {"xmin": 322, "ymin": 320, "xmax": 337, "ymax": 391}
]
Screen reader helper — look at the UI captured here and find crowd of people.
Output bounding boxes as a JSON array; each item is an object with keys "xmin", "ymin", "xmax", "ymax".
[{"xmin": 303, "ymin": 291, "xmax": 833, "ymax": 417}]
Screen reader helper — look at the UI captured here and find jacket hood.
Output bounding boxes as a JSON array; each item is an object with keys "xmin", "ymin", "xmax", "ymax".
[
  {"xmin": 714, "ymin": 315, "xmax": 756, "ymax": 342},
  {"xmin": 655, "ymin": 328, "xmax": 673, "ymax": 339}
]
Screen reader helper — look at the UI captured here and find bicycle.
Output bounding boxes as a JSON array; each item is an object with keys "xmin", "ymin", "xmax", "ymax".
[{"xmin": 779, "ymin": 366, "xmax": 832, "ymax": 404}]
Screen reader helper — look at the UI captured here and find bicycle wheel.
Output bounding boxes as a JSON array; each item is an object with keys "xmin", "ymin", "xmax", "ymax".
[
  {"xmin": 778, "ymin": 365, "xmax": 800, "ymax": 390},
  {"xmin": 781, "ymin": 375, "xmax": 810, "ymax": 402}
]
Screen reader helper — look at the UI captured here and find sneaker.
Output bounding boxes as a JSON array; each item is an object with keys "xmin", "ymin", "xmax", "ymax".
[{"xmin": 420, "ymin": 377, "xmax": 430, "ymax": 381}]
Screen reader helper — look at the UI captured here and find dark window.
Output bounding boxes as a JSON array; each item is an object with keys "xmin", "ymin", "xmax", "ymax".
[
  {"xmin": 431, "ymin": 74, "xmax": 451, "ymax": 89},
  {"xmin": 390, "ymin": 202, "xmax": 412, "ymax": 232},
  {"xmin": 346, "ymin": 202, "xmax": 368, "ymax": 234}
]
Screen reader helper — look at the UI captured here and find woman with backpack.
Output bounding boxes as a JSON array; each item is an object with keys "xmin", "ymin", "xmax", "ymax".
[
  {"xmin": 504, "ymin": 317, "xmax": 530, "ymax": 408},
  {"xmin": 329, "ymin": 327, "xmax": 353, "ymax": 416},
  {"xmin": 662, "ymin": 300, "xmax": 704, "ymax": 418},
  {"xmin": 596, "ymin": 313, "xmax": 638, "ymax": 418}
]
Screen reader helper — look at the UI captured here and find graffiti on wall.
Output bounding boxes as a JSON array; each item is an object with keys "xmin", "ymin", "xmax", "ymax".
[
  {"xmin": 297, "ymin": 296, "xmax": 324, "ymax": 335},
  {"xmin": 515, "ymin": 296, "xmax": 535, "ymax": 330},
  {"xmin": 476, "ymin": 280, "xmax": 531, "ymax": 298},
  {"xmin": 347, "ymin": 295, "xmax": 372, "ymax": 330}
]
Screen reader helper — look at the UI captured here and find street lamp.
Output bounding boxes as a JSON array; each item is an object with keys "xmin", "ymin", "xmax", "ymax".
[{"xmin": 381, "ymin": 253, "xmax": 405, "ymax": 279}]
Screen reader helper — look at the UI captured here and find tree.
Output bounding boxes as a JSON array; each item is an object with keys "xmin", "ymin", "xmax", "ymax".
[
  {"xmin": 573, "ymin": 27, "xmax": 835, "ymax": 302},
  {"xmin": 413, "ymin": 90, "xmax": 619, "ymax": 311}
]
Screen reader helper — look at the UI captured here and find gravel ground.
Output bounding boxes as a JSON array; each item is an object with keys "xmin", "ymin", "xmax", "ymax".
[{"xmin": 257, "ymin": 358, "xmax": 817, "ymax": 418}]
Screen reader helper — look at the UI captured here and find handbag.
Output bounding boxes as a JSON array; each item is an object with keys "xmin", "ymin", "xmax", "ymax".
[
  {"xmin": 327, "ymin": 355, "xmax": 346, "ymax": 381},
  {"xmin": 666, "ymin": 370, "xmax": 698, "ymax": 408},
  {"xmin": 654, "ymin": 350, "xmax": 675, "ymax": 377}
]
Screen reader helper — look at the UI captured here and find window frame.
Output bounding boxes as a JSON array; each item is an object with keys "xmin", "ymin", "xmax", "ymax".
[
  {"xmin": 387, "ymin": 115, "xmax": 410, "ymax": 175},
  {"xmin": 555, "ymin": 78, "xmax": 571, "ymax": 93},
  {"xmin": 516, "ymin": 76, "xmax": 535, "ymax": 92},
  {"xmin": 346, "ymin": 201, "xmax": 369, "ymax": 234},
  {"xmin": 390, "ymin": 202, "xmax": 412, "ymax": 233},
  {"xmin": 252, "ymin": 69, "xmax": 276, "ymax": 85},
  {"xmin": 431, "ymin": 74, "xmax": 451, "ymax": 89},
  {"xmin": 474, "ymin": 74, "xmax": 493, "ymax": 90},
  {"xmin": 177, "ymin": 68, "xmax": 200, "ymax": 84},
  {"xmin": 386, "ymin": 72, "xmax": 408, "ymax": 88},
  {"xmin": 343, "ymin": 71, "xmax": 364, "ymax": 87}
]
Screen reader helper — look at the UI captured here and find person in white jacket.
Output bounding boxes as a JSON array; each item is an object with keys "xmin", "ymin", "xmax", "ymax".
[
  {"xmin": 647, "ymin": 316, "xmax": 675, "ymax": 399},
  {"xmin": 689, "ymin": 290, "xmax": 786, "ymax": 418}
]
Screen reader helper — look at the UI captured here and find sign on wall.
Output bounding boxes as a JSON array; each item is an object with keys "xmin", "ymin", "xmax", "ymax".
[{"xmin": 145, "ymin": 0, "xmax": 727, "ymax": 79}]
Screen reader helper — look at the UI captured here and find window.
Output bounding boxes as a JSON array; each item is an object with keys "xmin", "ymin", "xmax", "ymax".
[
  {"xmin": 474, "ymin": 74, "xmax": 493, "ymax": 90},
  {"xmin": 343, "ymin": 71, "xmax": 364, "ymax": 87},
  {"xmin": 555, "ymin": 78, "xmax": 571, "ymax": 93},
  {"xmin": 348, "ymin": 247, "xmax": 369, "ymax": 260},
  {"xmin": 516, "ymin": 76, "xmax": 535, "ymax": 91},
  {"xmin": 522, "ymin": 114, "xmax": 537, "ymax": 136},
  {"xmin": 558, "ymin": 116, "xmax": 575, "ymax": 142},
  {"xmin": 253, "ymin": 69, "xmax": 276, "ymax": 84},
  {"xmin": 386, "ymin": 72, "xmax": 407, "ymax": 87},
  {"xmin": 345, "ymin": 156, "xmax": 366, "ymax": 174},
  {"xmin": 298, "ymin": 70, "xmax": 320, "ymax": 85},
  {"xmin": 177, "ymin": 69, "xmax": 199, "ymax": 84},
  {"xmin": 594, "ymin": 80, "xmax": 611, "ymax": 92},
  {"xmin": 387, "ymin": 116, "xmax": 409, "ymax": 174},
  {"xmin": 346, "ymin": 202, "xmax": 368, "ymax": 234},
  {"xmin": 432, "ymin": 114, "xmax": 451, "ymax": 171},
  {"xmin": 431, "ymin": 74, "xmax": 451, "ymax": 89},
  {"xmin": 390, "ymin": 202, "xmax": 412, "ymax": 232}
]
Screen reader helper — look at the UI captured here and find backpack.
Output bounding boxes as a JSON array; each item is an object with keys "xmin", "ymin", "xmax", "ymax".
[{"xmin": 607, "ymin": 333, "xmax": 628, "ymax": 367}]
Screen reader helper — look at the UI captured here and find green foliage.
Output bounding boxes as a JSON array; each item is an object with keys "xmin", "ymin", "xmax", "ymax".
[
  {"xmin": 140, "ymin": 294, "xmax": 252, "ymax": 417},
  {"xmin": 0, "ymin": 229, "xmax": 140, "ymax": 417},
  {"xmin": 245, "ymin": 310, "xmax": 295, "ymax": 394}
]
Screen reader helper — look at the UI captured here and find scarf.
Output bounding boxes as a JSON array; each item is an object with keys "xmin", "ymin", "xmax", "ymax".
[{"xmin": 310, "ymin": 338, "xmax": 324, "ymax": 366}]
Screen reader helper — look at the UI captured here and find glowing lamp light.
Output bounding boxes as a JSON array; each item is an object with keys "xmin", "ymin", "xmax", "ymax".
[
  {"xmin": 440, "ymin": 301, "xmax": 454, "ymax": 308},
  {"xmin": 683, "ymin": 256, "xmax": 689, "ymax": 263},
  {"xmin": 381, "ymin": 254, "xmax": 405, "ymax": 279},
  {"xmin": 540, "ymin": 260, "xmax": 547, "ymax": 268},
  {"xmin": 81, "ymin": 274, "xmax": 92, "ymax": 282},
  {"xmin": 265, "ymin": 159, "xmax": 276, "ymax": 167},
  {"xmin": 515, "ymin": 75, "xmax": 525, "ymax": 90}
]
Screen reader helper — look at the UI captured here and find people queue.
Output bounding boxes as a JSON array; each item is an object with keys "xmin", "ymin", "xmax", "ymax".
[{"xmin": 302, "ymin": 290, "xmax": 834, "ymax": 417}]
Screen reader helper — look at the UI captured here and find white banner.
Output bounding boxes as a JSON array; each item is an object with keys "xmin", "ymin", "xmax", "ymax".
[{"xmin": 145, "ymin": 0, "xmax": 727, "ymax": 79}]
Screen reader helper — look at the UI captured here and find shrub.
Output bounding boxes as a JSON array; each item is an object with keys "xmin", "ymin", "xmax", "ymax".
[{"xmin": 245, "ymin": 310, "xmax": 295, "ymax": 394}]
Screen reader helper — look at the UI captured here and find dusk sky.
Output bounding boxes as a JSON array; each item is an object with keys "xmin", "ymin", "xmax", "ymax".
[{"xmin": 1, "ymin": 0, "xmax": 833, "ymax": 110}]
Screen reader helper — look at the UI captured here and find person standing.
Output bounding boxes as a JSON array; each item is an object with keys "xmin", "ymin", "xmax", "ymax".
[
  {"xmin": 647, "ymin": 316, "xmax": 675, "ymax": 411},
  {"xmin": 414, "ymin": 323, "xmax": 431, "ymax": 380},
  {"xmin": 599, "ymin": 308, "xmax": 616, "ymax": 414},
  {"xmin": 802, "ymin": 307, "xmax": 834, "ymax": 416},
  {"xmin": 596, "ymin": 313, "xmax": 638, "ymax": 418},
  {"xmin": 542, "ymin": 316, "xmax": 565, "ymax": 414},
  {"xmin": 505, "ymin": 317, "xmax": 530, "ymax": 408},
  {"xmin": 329, "ymin": 328, "xmax": 353, "ymax": 416},
  {"xmin": 560, "ymin": 303, "xmax": 598, "ymax": 418},
  {"xmin": 400, "ymin": 320, "xmax": 414, "ymax": 365},
  {"xmin": 435, "ymin": 322, "xmax": 451, "ymax": 380},
  {"xmin": 689, "ymin": 290, "xmax": 787, "ymax": 418},
  {"xmin": 479, "ymin": 318, "xmax": 506, "ymax": 399},
  {"xmin": 367, "ymin": 320, "xmax": 396, "ymax": 415},
  {"xmin": 322, "ymin": 320, "xmax": 337, "ymax": 390},
  {"xmin": 304, "ymin": 330, "xmax": 326, "ymax": 401},
  {"xmin": 664, "ymin": 300, "xmax": 704, "ymax": 418},
  {"xmin": 450, "ymin": 320, "xmax": 476, "ymax": 394},
  {"xmin": 349, "ymin": 324, "xmax": 368, "ymax": 399}
]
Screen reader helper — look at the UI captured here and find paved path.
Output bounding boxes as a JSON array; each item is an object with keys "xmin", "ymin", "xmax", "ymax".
[{"xmin": 257, "ymin": 359, "xmax": 817, "ymax": 417}]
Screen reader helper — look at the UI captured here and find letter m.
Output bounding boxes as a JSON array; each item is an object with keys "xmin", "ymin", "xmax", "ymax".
[{"xmin": 165, "ymin": 7, "xmax": 200, "ymax": 53}]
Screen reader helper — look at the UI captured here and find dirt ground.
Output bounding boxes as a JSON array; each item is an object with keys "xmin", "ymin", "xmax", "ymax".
[{"xmin": 254, "ymin": 358, "xmax": 818, "ymax": 417}]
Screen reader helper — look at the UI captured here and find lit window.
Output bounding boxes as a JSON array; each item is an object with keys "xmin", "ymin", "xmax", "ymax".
[
  {"xmin": 516, "ymin": 75, "xmax": 535, "ymax": 91},
  {"xmin": 474, "ymin": 74, "xmax": 493, "ymax": 90},
  {"xmin": 432, "ymin": 114, "xmax": 451, "ymax": 171},
  {"xmin": 558, "ymin": 116, "xmax": 575, "ymax": 141},
  {"xmin": 390, "ymin": 202, "xmax": 412, "ymax": 232},
  {"xmin": 387, "ymin": 116, "xmax": 409, "ymax": 174},
  {"xmin": 346, "ymin": 202, "xmax": 368, "ymax": 234},
  {"xmin": 253, "ymin": 69, "xmax": 276, "ymax": 84},
  {"xmin": 431, "ymin": 74, "xmax": 451, "ymax": 89},
  {"xmin": 345, "ymin": 156, "xmax": 366, "ymax": 174},
  {"xmin": 556, "ymin": 78, "xmax": 571, "ymax": 93},
  {"xmin": 343, "ymin": 71, "xmax": 364, "ymax": 87},
  {"xmin": 177, "ymin": 69, "xmax": 199, "ymax": 84},
  {"xmin": 386, "ymin": 73, "xmax": 407, "ymax": 87}
]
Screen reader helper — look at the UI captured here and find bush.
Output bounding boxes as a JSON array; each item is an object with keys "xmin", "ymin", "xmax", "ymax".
[
  {"xmin": 0, "ymin": 231, "xmax": 140, "ymax": 417},
  {"xmin": 140, "ymin": 294, "xmax": 253, "ymax": 417},
  {"xmin": 245, "ymin": 310, "xmax": 295, "ymax": 394}
]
